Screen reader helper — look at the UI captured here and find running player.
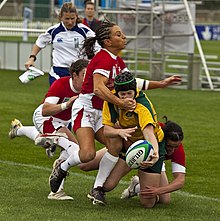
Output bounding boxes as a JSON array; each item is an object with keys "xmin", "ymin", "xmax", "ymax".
[{"xmin": 24, "ymin": 2, "xmax": 100, "ymax": 85}]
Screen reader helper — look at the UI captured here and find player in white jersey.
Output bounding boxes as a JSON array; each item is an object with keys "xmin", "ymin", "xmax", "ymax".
[{"xmin": 24, "ymin": 2, "xmax": 100, "ymax": 86}]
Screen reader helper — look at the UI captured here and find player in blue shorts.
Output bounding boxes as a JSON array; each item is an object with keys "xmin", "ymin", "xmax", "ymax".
[{"xmin": 24, "ymin": 2, "xmax": 100, "ymax": 85}]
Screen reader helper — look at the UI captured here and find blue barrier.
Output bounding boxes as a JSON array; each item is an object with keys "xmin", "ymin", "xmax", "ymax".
[
  {"xmin": 100, "ymin": 0, "xmax": 116, "ymax": 8},
  {"xmin": 196, "ymin": 25, "xmax": 220, "ymax": 41}
]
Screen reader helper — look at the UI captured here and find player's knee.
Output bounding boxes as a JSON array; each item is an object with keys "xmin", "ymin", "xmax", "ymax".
[
  {"xmin": 159, "ymin": 197, "xmax": 170, "ymax": 204},
  {"xmin": 78, "ymin": 163, "xmax": 89, "ymax": 171},
  {"xmin": 140, "ymin": 197, "xmax": 158, "ymax": 208},
  {"xmin": 158, "ymin": 193, "xmax": 170, "ymax": 204},
  {"xmin": 80, "ymin": 150, "xmax": 96, "ymax": 163}
]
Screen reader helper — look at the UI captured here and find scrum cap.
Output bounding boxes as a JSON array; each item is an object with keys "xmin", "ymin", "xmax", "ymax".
[{"xmin": 114, "ymin": 71, "xmax": 137, "ymax": 93}]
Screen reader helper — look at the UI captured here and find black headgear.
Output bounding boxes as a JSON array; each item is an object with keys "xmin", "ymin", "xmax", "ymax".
[
  {"xmin": 162, "ymin": 116, "xmax": 184, "ymax": 142},
  {"xmin": 114, "ymin": 71, "xmax": 137, "ymax": 94}
]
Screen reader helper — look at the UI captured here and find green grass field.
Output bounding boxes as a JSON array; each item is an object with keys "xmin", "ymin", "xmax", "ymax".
[{"xmin": 0, "ymin": 70, "xmax": 220, "ymax": 221}]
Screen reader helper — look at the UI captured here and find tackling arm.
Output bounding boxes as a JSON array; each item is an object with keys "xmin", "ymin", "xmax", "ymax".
[
  {"xmin": 93, "ymin": 74, "xmax": 136, "ymax": 111},
  {"xmin": 103, "ymin": 125, "xmax": 137, "ymax": 141},
  {"xmin": 42, "ymin": 95, "xmax": 78, "ymax": 117}
]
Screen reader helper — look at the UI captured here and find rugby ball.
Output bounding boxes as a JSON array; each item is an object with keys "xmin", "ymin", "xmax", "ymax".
[{"xmin": 125, "ymin": 140, "xmax": 154, "ymax": 169}]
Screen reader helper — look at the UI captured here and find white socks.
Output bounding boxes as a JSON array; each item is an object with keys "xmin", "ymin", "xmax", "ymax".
[
  {"xmin": 60, "ymin": 148, "xmax": 81, "ymax": 171},
  {"xmin": 17, "ymin": 126, "xmax": 39, "ymax": 140},
  {"xmin": 57, "ymin": 137, "xmax": 79, "ymax": 152},
  {"xmin": 93, "ymin": 152, "xmax": 119, "ymax": 188},
  {"xmin": 56, "ymin": 137, "xmax": 81, "ymax": 171}
]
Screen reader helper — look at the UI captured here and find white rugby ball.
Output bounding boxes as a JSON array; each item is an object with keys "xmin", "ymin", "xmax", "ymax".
[{"xmin": 125, "ymin": 140, "xmax": 154, "ymax": 169}]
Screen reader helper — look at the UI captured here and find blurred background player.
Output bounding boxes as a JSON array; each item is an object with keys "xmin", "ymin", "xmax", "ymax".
[
  {"xmin": 82, "ymin": 1, "xmax": 101, "ymax": 32},
  {"xmin": 24, "ymin": 2, "xmax": 100, "ymax": 86}
]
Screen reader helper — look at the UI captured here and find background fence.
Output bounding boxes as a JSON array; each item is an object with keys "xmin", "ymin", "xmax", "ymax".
[{"xmin": 1, "ymin": 0, "xmax": 220, "ymax": 90}]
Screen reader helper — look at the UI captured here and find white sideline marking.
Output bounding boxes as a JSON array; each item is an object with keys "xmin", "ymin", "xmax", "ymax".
[{"xmin": 1, "ymin": 160, "xmax": 220, "ymax": 203}]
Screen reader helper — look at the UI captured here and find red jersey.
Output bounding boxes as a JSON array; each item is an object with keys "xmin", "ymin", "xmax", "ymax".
[
  {"xmin": 43, "ymin": 77, "xmax": 79, "ymax": 121},
  {"xmin": 165, "ymin": 143, "xmax": 186, "ymax": 168},
  {"xmin": 81, "ymin": 49, "xmax": 128, "ymax": 109},
  {"xmin": 82, "ymin": 18, "xmax": 101, "ymax": 32}
]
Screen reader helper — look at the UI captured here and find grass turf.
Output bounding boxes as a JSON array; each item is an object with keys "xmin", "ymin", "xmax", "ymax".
[{"xmin": 0, "ymin": 70, "xmax": 220, "ymax": 220}]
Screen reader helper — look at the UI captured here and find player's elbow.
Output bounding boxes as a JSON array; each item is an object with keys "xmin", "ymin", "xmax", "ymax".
[
  {"xmin": 178, "ymin": 176, "xmax": 185, "ymax": 189},
  {"xmin": 93, "ymin": 86, "xmax": 102, "ymax": 97},
  {"xmin": 179, "ymin": 180, "xmax": 185, "ymax": 189},
  {"xmin": 42, "ymin": 109, "xmax": 50, "ymax": 117}
]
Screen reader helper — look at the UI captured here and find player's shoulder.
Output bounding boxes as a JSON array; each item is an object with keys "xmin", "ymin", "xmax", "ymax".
[
  {"xmin": 91, "ymin": 50, "xmax": 109, "ymax": 63},
  {"xmin": 47, "ymin": 23, "xmax": 61, "ymax": 32},
  {"xmin": 51, "ymin": 76, "xmax": 70, "ymax": 87},
  {"xmin": 171, "ymin": 143, "xmax": 185, "ymax": 159},
  {"xmin": 57, "ymin": 76, "xmax": 71, "ymax": 83},
  {"xmin": 78, "ymin": 23, "xmax": 93, "ymax": 32}
]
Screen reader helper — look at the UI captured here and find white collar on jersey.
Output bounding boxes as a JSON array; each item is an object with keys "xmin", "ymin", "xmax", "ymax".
[
  {"xmin": 69, "ymin": 78, "xmax": 80, "ymax": 93},
  {"xmin": 61, "ymin": 21, "xmax": 76, "ymax": 31},
  {"xmin": 102, "ymin": 48, "xmax": 117, "ymax": 60}
]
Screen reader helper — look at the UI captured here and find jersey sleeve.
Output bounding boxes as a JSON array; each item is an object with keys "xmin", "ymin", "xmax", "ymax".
[
  {"xmin": 171, "ymin": 143, "xmax": 186, "ymax": 166},
  {"xmin": 172, "ymin": 162, "xmax": 186, "ymax": 173},
  {"xmin": 136, "ymin": 78, "xmax": 150, "ymax": 90},
  {"xmin": 35, "ymin": 32, "xmax": 51, "ymax": 48},
  {"xmin": 102, "ymin": 101, "xmax": 118, "ymax": 127},
  {"xmin": 93, "ymin": 56, "xmax": 113, "ymax": 78},
  {"xmin": 135, "ymin": 93, "xmax": 157, "ymax": 131},
  {"xmin": 137, "ymin": 105, "xmax": 157, "ymax": 131}
]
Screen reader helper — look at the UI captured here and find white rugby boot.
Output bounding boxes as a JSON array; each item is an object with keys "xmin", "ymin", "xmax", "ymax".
[
  {"xmin": 9, "ymin": 119, "xmax": 23, "ymax": 139},
  {"xmin": 121, "ymin": 176, "xmax": 139, "ymax": 199}
]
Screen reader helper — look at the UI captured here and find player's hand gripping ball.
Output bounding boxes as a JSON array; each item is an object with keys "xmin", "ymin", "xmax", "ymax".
[{"xmin": 125, "ymin": 140, "xmax": 154, "ymax": 169}]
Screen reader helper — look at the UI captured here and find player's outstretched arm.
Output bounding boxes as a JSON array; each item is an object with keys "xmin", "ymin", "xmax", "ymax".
[
  {"xmin": 148, "ymin": 75, "xmax": 182, "ymax": 89},
  {"xmin": 136, "ymin": 75, "xmax": 182, "ymax": 90}
]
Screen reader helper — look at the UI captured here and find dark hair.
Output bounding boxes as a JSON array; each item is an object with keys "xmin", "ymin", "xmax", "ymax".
[
  {"xmin": 84, "ymin": 1, "xmax": 95, "ymax": 9},
  {"xmin": 162, "ymin": 116, "xmax": 184, "ymax": 141},
  {"xmin": 69, "ymin": 59, "xmax": 89, "ymax": 77},
  {"xmin": 81, "ymin": 20, "xmax": 116, "ymax": 59},
  {"xmin": 114, "ymin": 71, "xmax": 137, "ymax": 94}
]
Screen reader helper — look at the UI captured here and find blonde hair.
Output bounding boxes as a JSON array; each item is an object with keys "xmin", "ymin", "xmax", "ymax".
[{"xmin": 58, "ymin": 2, "xmax": 81, "ymax": 23}]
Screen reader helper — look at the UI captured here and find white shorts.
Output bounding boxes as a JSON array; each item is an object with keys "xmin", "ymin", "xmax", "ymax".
[
  {"xmin": 71, "ymin": 98, "xmax": 103, "ymax": 133},
  {"xmin": 33, "ymin": 104, "xmax": 70, "ymax": 134}
]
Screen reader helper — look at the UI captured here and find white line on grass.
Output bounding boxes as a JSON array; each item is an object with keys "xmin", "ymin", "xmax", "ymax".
[{"xmin": 1, "ymin": 159, "xmax": 220, "ymax": 203}]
